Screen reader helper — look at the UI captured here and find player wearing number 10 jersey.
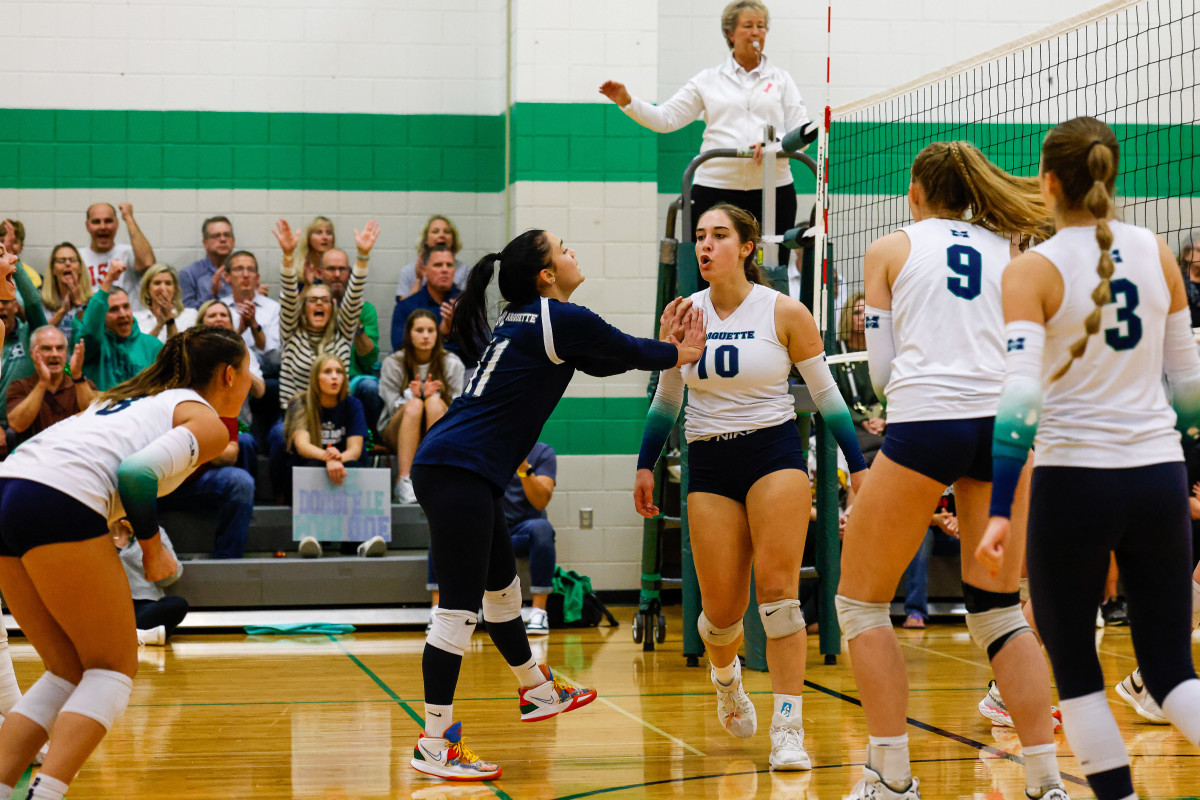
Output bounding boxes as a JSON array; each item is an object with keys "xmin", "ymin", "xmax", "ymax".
[
  {"xmin": 837, "ymin": 142, "xmax": 1068, "ymax": 800},
  {"xmin": 409, "ymin": 228, "xmax": 705, "ymax": 781}
]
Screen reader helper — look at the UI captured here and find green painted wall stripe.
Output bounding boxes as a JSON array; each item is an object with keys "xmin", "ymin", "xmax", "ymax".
[
  {"xmin": 829, "ymin": 121, "xmax": 1200, "ymax": 198},
  {"xmin": 0, "ymin": 108, "xmax": 505, "ymax": 192},
  {"xmin": 1, "ymin": 107, "xmax": 1193, "ymax": 198},
  {"xmin": 540, "ymin": 396, "xmax": 649, "ymax": 456}
]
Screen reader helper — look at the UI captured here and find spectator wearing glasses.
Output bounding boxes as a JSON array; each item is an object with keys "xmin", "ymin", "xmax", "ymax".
[
  {"xmin": 180, "ymin": 216, "xmax": 237, "ymax": 309},
  {"xmin": 225, "ymin": 251, "xmax": 281, "ymax": 359},
  {"xmin": 40, "ymin": 243, "xmax": 92, "ymax": 340},
  {"xmin": 318, "ymin": 248, "xmax": 382, "ymax": 436}
]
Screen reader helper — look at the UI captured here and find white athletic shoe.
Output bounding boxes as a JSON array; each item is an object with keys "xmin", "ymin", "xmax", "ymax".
[
  {"xmin": 411, "ymin": 721, "xmax": 501, "ymax": 781},
  {"xmin": 395, "ymin": 475, "xmax": 418, "ymax": 505},
  {"xmin": 1115, "ymin": 668, "xmax": 1168, "ymax": 724},
  {"xmin": 978, "ymin": 680, "xmax": 1063, "ymax": 731},
  {"xmin": 848, "ymin": 766, "xmax": 921, "ymax": 799},
  {"xmin": 357, "ymin": 535, "xmax": 387, "ymax": 558},
  {"xmin": 298, "ymin": 536, "xmax": 322, "ymax": 558},
  {"xmin": 136, "ymin": 625, "xmax": 166, "ymax": 646},
  {"xmin": 711, "ymin": 659, "xmax": 757, "ymax": 738},
  {"xmin": 525, "ymin": 607, "xmax": 550, "ymax": 636},
  {"xmin": 1027, "ymin": 786, "xmax": 1071, "ymax": 800},
  {"xmin": 768, "ymin": 712, "xmax": 811, "ymax": 771}
]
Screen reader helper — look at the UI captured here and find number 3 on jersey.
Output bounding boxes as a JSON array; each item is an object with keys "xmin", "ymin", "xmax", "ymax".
[
  {"xmin": 1104, "ymin": 278, "xmax": 1142, "ymax": 350},
  {"xmin": 696, "ymin": 344, "xmax": 739, "ymax": 379}
]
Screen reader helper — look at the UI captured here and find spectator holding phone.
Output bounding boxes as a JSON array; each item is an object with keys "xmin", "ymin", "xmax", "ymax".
[{"xmin": 378, "ymin": 309, "xmax": 464, "ymax": 503}]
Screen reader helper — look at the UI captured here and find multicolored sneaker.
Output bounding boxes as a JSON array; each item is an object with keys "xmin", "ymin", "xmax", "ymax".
[
  {"xmin": 1115, "ymin": 668, "xmax": 1168, "ymax": 724},
  {"xmin": 411, "ymin": 721, "xmax": 501, "ymax": 781},
  {"xmin": 978, "ymin": 681, "xmax": 1063, "ymax": 732},
  {"xmin": 712, "ymin": 658, "xmax": 757, "ymax": 738},
  {"xmin": 519, "ymin": 665, "xmax": 597, "ymax": 721}
]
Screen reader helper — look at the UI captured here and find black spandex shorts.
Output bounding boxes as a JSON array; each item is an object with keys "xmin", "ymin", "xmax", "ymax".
[
  {"xmin": 688, "ymin": 422, "xmax": 807, "ymax": 504},
  {"xmin": 0, "ymin": 479, "xmax": 109, "ymax": 557},
  {"xmin": 881, "ymin": 416, "xmax": 995, "ymax": 485}
]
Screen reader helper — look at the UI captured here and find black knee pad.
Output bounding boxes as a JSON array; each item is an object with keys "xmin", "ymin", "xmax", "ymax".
[{"xmin": 963, "ymin": 583, "xmax": 1029, "ymax": 660}]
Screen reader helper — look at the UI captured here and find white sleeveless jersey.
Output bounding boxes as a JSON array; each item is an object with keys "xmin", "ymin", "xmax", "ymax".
[
  {"xmin": 0, "ymin": 388, "xmax": 212, "ymax": 522},
  {"xmin": 681, "ymin": 284, "xmax": 795, "ymax": 441},
  {"xmin": 1031, "ymin": 222, "xmax": 1180, "ymax": 467},
  {"xmin": 886, "ymin": 218, "xmax": 1011, "ymax": 423}
]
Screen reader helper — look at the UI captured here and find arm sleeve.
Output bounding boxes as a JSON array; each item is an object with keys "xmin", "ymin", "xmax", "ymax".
[
  {"xmin": 117, "ymin": 426, "xmax": 201, "ymax": 541},
  {"xmin": 15, "ymin": 264, "xmax": 46, "ymax": 327},
  {"xmin": 637, "ymin": 367, "xmax": 685, "ymax": 471},
  {"xmin": 796, "ymin": 353, "xmax": 868, "ymax": 473},
  {"xmin": 552, "ymin": 303, "xmax": 678, "ymax": 373},
  {"xmin": 620, "ymin": 79, "xmax": 706, "ymax": 134},
  {"xmin": 864, "ymin": 306, "xmax": 894, "ymax": 404},
  {"xmin": 1164, "ymin": 308, "xmax": 1200, "ymax": 443},
  {"xmin": 990, "ymin": 321, "xmax": 1046, "ymax": 518}
]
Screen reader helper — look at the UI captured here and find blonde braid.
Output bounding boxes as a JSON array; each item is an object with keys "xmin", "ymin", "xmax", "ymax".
[
  {"xmin": 1050, "ymin": 141, "xmax": 1116, "ymax": 382},
  {"xmin": 948, "ymin": 142, "xmax": 982, "ymax": 213}
]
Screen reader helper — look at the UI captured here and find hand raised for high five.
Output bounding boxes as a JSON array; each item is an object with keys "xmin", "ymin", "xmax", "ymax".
[{"xmin": 669, "ymin": 304, "xmax": 706, "ymax": 367}]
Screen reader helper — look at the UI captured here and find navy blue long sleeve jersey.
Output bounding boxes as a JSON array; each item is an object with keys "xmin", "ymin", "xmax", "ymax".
[{"xmin": 414, "ymin": 296, "xmax": 677, "ymax": 489}]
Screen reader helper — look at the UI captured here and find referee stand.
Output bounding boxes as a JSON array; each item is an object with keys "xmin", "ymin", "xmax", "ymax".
[{"xmin": 638, "ymin": 125, "xmax": 842, "ymax": 666}]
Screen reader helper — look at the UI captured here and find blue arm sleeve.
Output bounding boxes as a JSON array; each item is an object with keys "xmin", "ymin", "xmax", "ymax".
[
  {"xmin": 552, "ymin": 302, "xmax": 678, "ymax": 373},
  {"xmin": 989, "ymin": 321, "xmax": 1046, "ymax": 518},
  {"xmin": 1163, "ymin": 309, "xmax": 1200, "ymax": 444},
  {"xmin": 637, "ymin": 367, "xmax": 684, "ymax": 471},
  {"xmin": 795, "ymin": 353, "xmax": 867, "ymax": 473}
]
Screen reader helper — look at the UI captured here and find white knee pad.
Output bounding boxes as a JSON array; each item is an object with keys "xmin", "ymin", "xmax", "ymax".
[
  {"xmin": 482, "ymin": 576, "xmax": 523, "ymax": 624},
  {"xmin": 9, "ymin": 672, "xmax": 76, "ymax": 734},
  {"xmin": 835, "ymin": 594, "xmax": 891, "ymax": 641},
  {"xmin": 759, "ymin": 599, "xmax": 805, "ymax": 639},
  {"xmin": 966, "ymin": 604, "xmax": 1031, "ymax": 660},
  {"xmin": 697, "ymin": 610, "xmax": 743, "ymax": 648},
  {"xmin": 426, "ymin": 608, "xmax": 478, "ymax": 656},
  {"xmin": 60, "ymin": 669, "xmax": 132, "ymax": 732}
]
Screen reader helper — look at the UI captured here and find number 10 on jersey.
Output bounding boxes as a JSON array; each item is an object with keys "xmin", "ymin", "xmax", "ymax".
[{"xmin": 696, "ymin": 344, "xmax": 739, "ymax": 379}]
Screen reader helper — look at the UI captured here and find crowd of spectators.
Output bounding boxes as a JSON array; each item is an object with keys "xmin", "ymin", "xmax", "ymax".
[{"xmin": 0, "ymin": 207, "xmax": 491, "ymax": 562}]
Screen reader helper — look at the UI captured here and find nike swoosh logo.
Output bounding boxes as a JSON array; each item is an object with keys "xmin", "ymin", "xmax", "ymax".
[
  {"xmin": 1131, "ymin": 675, "xmax": 1145, "ymax": 693},
  {"xmin": 765, "ymin": 609, "xmax": 778, "ymax": 616},
  {"xmin": 429, "ymin": 712, "xmax": 442, "ymax": 717}
]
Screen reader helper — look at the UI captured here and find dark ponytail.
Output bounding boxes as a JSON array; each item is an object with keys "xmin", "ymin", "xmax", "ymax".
[{"xmin": 451, "ymin": 230, "xmax": 552, "ymax": 362}]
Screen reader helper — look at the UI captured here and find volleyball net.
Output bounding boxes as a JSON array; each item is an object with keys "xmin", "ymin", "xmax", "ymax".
[{"xmin": 817, "ymin": 0, "xmax": 1199, "ymax": 348}]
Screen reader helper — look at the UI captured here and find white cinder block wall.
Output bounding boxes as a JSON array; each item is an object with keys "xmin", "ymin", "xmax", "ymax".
[{"xmin": 1, "ymin": 0, "xmax": 1100, "ymax": 590}]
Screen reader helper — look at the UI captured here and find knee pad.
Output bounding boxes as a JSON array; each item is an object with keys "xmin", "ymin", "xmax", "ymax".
[
  {"xmin": 835, "ymin": 594, "xmax": 891, "ymax": 641},
  {"xmin": 697, "ymin": 610, "xmax": 743, "ymax": 648},
  {"xmin": 483, "ymin": 576, "xmax": 523, "ymax": 624},
  {"xmin": 759, "ymin": 599, "xmax": 805, "ymax": 639},
  {"xmin": 426, "ymin": 608, "xmax": 478, "ymax": 656},
  {"xmin": 9, "ymin": 672, "xmax": 76, "ymax": 734},
  {"xmin": 963, "ymin": 584, "xmax": 1030, "ymax": 659},
  {"xmin": 59, "ymin": 669, "xmax": 132, "ymax": 732}
]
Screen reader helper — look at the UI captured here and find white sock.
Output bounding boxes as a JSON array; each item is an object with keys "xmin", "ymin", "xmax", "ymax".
[
  {"xmin": 0, "ymin": 783, "xmax": 12, "ymax": 800},
  {"xmin": 28, "ymin": 773, "xmax": 69, "ymax": 800},
  {"xmin": 867, "ymin": 734, "xmax": 911, "ymax": 791},
  {"xmin": 1059, "ymin": 691, "xmax": 1130, "ymax": 776},
  {"xmin": 511, "ymin": 657, "xmax": 545, "ymax": 688},
  {"xmin": 1021, "ymin": 742, "xmax": 1062, "ymax": 794},
  {"xmin": 711, "ymin": 660, "xmax": 738, "ymax": 685},
  {"xmin": 1161, "ymin": 677, "xmax": 1200, "ymax": 744},
  {"xmin": 1191, "ymin": 580, "xmax": 1200, "ymax": 628},
  {"xmin": 772, "ymin": 693, "xmax": 802, "ymax": 725},
  {"xmin": 0, "ymin": 627, "xmax": 22, "ymax": 714},
  {"xmin": 424, "ymin": 702, "xmax": 452, "ymax": 738}
]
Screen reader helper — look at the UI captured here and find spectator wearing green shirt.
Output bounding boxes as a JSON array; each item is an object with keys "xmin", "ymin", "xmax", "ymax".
[
  {"xmin": 318, "ymin": 248, "xmax": 382, "ymax": 435},
  {"xmin": 0, "ymin": 252, "xmax": 48, "ymax": 448},
  {"xmin": 77, "ymin": 259, "xmax": 162, "ymax": 391}
]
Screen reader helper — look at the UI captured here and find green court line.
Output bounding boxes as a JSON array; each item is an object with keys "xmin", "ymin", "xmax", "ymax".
[
  {"xmin": 13, "ymin": 767, "xmax": 29, "ymax": 797},
  {"xmin": 328, "ymin": 634, "xmax": 515, "ymax": 800}
]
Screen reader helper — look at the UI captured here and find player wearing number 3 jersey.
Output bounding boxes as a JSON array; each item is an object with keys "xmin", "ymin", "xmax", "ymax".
[
  {"xmin": 409, "ymin": 228, "xmax": 705, "ymax": 782},
  {"xmin": 635, "ymin": 204, "xmax": 867, "ymax": 772},
  {"xmin": 837, "ymin": 143, "xmax": 1068, "ymax": 800}
]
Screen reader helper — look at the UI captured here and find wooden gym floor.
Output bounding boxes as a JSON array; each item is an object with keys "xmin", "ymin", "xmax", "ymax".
[{"xmin": 8, "ymin": 607, "xmax": 1199, "ymax": 799}]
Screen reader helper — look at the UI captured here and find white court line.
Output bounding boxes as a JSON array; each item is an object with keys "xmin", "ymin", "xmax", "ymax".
[
  {"xmin": 900, "ymin": 641, "xmax": 991, "ymax": 670},
  {"xmin": 554, "ymin": 670, "xmax": 707, "ymax": 757},
  {"xmin": 1097, "ymin": 648, "xmax": 1138, "ymax": 663}
]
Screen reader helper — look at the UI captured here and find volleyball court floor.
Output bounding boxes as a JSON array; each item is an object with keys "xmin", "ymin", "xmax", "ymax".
[{"xmin": 9, "ymin": 606, "xmax": 1198, "ymax": 799}]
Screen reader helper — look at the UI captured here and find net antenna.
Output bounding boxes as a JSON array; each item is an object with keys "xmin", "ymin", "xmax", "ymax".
[{"xmin": 820, "ymin": 0, "xmax": 1197, "ymax": 356}]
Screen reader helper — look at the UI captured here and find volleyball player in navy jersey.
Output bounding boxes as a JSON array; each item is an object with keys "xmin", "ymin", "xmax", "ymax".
[
  {"xmin": 836, "ymin": 142, "xmax": 1067, "ymax": 800},
  {"xmin": 979, "ymin": 116, "xmax": 1200, "ymax": 800},
  {"xmin": 408, "ymin": 229, "xmax": 706, "ymax": 781}
]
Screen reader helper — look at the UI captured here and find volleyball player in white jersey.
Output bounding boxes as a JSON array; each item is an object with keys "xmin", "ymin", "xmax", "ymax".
[
  {"xmin": 978, "ymin": 116, "xmax": 1200, "ymax": 800},
  {"xmin": 837, "ymin": 142, "xmax": 1067, "ymax": 800},
  {"xmin": 635, "ymin": 203, "xmax": 867, "ymax": 770},
  {"xmin": 0, "ymin": 326, "xmax": 251, "ymax": 800}
]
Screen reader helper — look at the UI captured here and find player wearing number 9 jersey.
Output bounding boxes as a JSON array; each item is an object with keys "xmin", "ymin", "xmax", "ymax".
[
  {"xmin": 837, "ymin": 142, "xmax": 1068, "ymax": 800},
  {"xmin": 408, "ymin": 228, "xmax": 705, "ymax": 782},
  {"xmin": 0, "ymin": 325, "xmax": 251, "ymax": 800},
  {"xmin": 977, "ymin": 117, "xmax": 1200, "ymax": 800},
  {"xmin": 635, "ymin": 204, "xmax": 867, "ymax": 772}
]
